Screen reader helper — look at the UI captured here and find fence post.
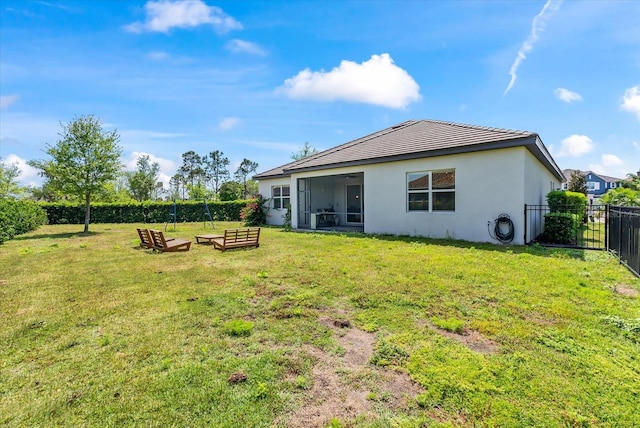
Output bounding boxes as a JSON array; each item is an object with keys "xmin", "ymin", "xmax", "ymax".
[
  {"xmin": 605, "ymin": 204, "xmax": 609, "ymax": 251},
  {"xmin": 523, "ymin": 204, "xmax": 528, "ymax": 244}
]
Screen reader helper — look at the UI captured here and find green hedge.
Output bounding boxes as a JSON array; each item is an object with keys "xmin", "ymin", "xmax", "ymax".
[
  {"xmin": 546, "ymin": 190, "xmax": 587, "ymax": 213},
  {"xmin": 0, "ymin": 198, "xmax": 48, "ymax": 244},
  {"xmin": 542, "ymin": 191, "xmax": 588, "ymax": 244},
  {"xmin": 543, "ymin": 212, "xmax": 581, "ymax": 245},
  {"xmin": 39, "ymin": 200, "xmax": 247, "ymax": 225}
]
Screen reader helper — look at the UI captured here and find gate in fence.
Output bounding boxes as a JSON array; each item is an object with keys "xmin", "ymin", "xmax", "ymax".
[
  {"xmin": 524, "ymin": 204, "xmax": 608, "ymax": 250},
  {"xmin": 608, "ymin": 205, "xmax": 640, "ymax": 277}
]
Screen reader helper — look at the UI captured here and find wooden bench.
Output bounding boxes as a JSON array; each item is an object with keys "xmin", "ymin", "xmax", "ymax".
[
  {"xmin": 149, "ymin": 229, "xmax": 191, "ymax": 252},
  {"xmin": 211, "ymin": 228, "xmax": 260, "ymax": 251}
]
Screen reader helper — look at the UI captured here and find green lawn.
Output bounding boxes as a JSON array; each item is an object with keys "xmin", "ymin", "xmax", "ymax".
[{"xmin": 1, "ymin": 223, "xmax": 639, "ymax": 427}]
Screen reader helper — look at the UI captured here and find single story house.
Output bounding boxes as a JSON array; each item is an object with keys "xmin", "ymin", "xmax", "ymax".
[
  {"xmin": 254, "ymin": 119, "xmax": 565, "ymax": 245},
  {"xmin": 561, "ymin": 169, "xmax": 624, "ymax": 200}
]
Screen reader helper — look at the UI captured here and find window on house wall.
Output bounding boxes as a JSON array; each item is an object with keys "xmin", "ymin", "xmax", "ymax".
[
  {"xmin": 407, "ymin": 169, "xmax": 455, "ymax": 212},
  {"xmin": 587, "ymin": 182, "xmax": 600, "ymax": 191},
  {"xmin": 272, "ymin": 185, "xmax": 290, "ymax": 209}
]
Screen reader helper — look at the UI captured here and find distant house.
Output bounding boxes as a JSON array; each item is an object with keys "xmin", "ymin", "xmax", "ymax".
[
  {"xmin": 254, "ymin": 119, "xmax": 564, "ymax": 245},
  {"xmin": 561, "ymin": 169, "xmax": 624, "ymax": 199}
]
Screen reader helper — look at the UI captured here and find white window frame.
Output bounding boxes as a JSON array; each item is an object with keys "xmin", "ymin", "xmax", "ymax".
[
  {"xmin": 407, "ymin": 169, "xmax": 455, "ymax": 212},
  {"xmin": 587, "ymin": 182, "xmax": 600, "ymax": 191},
  {"xmin": 271, "ymin": 185, "xmax": 290, "ymax": 210}
]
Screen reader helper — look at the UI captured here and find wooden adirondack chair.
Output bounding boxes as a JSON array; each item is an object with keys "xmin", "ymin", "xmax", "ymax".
[
  {"xmin": 149, "ymin": 229, "xmax": 191, "ymax": 252},
  {"xmin": 137, "ymin": 228, "xmax": 174, "ymax": 249}
]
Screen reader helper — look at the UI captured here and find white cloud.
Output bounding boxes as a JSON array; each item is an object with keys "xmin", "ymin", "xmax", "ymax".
[
  {"xmin": 554, "ymin": 88, "xmax": 582, "ymax": 103},
  {"xmin": 225, "ymin": 39, "xmax": 267, "ymax": 56},
  {"xmin": 279, "ymin": 53, "xmax": 421, "ymax": 109},
  {"xmin": 557, "ymin": 134, "xmax": 594, "ymax": 157},
  {"xmin": 0, "ymin": 94, "xmax": 20, "ymax": 109},
  {"xmin": 601, "ymin": 154, "xmax": 624, "ymax": 167},
  {"xmin": 633, "ymin": 141, "xmax": 639, "ymax": 151},
  {"xmin": 2, "ymin": 154, "xmax": 41, "ymax": 187},
  {"xmin": 621, "ymin": 85, "xmax": 640, "ymax": 120},
  {"xmin": 125, "ymin": 0, "xmax": 242, "ymax": 34},
  {"xmin": 504, "ymin": 0, "xmax": 563, "ymax": 95},
  {"xmin": 219, "ymin": 117, "xmax": 240, "ymax": 131},
  {"xmin": 124, "ymin": 152, "xmax": 177, "ymax": 187},
  {"xmin": 588, "ymin": 161, "xmax": 627, "ymax": 178}
]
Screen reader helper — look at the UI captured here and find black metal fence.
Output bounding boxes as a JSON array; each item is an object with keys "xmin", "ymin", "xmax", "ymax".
[
  {"xmin": 608, "ymin": 205, "xmax": 640, "ymax": 277},
  {"xmin": 524, "ymin": 204, "xmax": 608, "ymax": 250}
]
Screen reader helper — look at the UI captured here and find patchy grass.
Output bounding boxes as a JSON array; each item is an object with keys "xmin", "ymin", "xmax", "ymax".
[{"xmin": 1, "ymin": 222, "xmax": 639, "ymax": 427}]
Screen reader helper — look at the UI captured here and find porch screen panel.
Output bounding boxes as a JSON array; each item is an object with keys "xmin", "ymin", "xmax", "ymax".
[{"xmin": 297, "ymin": 178, "xmax": 310, "ymax": 227}]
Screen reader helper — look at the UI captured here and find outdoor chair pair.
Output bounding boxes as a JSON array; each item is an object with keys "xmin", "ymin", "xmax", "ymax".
[{"xmin": 136, "ymin": 228, "xmax": 191, "ymax": 252}]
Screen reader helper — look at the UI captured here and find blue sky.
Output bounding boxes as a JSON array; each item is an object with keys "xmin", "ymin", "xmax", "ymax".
[{"xmin": 1, "ymin": 0, "xmax": 639, "ymax": 188}]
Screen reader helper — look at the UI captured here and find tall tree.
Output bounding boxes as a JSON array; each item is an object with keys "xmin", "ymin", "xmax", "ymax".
[
  {"xmin": 291, "ymin": 142, "xmax": 318, "ymax": 160},
  {"xmin": 234, "ymin": 158, "xmax": 258, "ymax": 199},
  {"xmin": 169, "ymin": 172, "xmax": 186, "ymax": 200},
  {"xmin": 0, "ymin": 159, "xmax": 25, "ymax": 199},
  {"xmin": 204, "ymin": 150, "xmax": 230, "ymax": 198},
  {"xmin": 126, "ymin": 155, "xmax": 161, "ymax": 201},
  {"xmin": 178, "ymin": 151, "xmax": 205, "ymax": 190},
  {"xmin": 567, "ymin": 170, "xmax": 587, "ymax": 195},
  {"xmin": 28, "ymin": 115, "xmax": 122, "ymax": 233}
]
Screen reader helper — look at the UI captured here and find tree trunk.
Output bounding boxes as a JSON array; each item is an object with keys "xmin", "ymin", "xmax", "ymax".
[{"xmin": 84, "ymin": 192, "xmax": 91, "ymax": 233}]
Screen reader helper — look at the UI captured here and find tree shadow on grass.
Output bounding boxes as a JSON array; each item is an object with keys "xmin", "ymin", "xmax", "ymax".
[{"xmin": 12, "ymin": 231, "xmax": 102, "ymax": 241}]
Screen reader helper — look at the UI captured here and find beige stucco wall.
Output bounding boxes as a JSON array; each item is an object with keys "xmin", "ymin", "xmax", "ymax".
[{"xmin": 258, "ymin": 146, "xmax": 561, "ymax": 245}]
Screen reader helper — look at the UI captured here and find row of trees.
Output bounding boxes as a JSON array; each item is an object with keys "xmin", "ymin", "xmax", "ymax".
[
  {"xmin": 3, "ymin": 115, "xmax": 318, "ymax": 233},
  {"xmin": 1, "ymin": 115, "xmax": 261, "ymax": 232}
]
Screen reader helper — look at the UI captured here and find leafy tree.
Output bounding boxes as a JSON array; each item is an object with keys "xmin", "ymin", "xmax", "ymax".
[
  {"xmin": 622, "ymin": 172, "xmax": 640, "ymax": 191},
  {"xmin": 291, "ymin": 142, "xmax": 318, "ymax": 161},
  {"xmin": 219, "ymin": 180, "xmax": 243, "ymax": 201},
  {"xmin": 567, "ymin": 170, "xmax": 587, "ymax": 195},
  {"xmin": 126, "ymin": 155, "xmax": 161, "ymax": 201},
  {"xmin": 234, "ymin": 158, "xmax": 259, "ymax": 199},
  {"xmin": 245, "ymin": 179, "xmax": 259, "ymax": 198},
  {"xmin": 0, "ymin": 159, "xmax": 26, "ymax": 199},
  {"xmin": 204, "ymin": 150, "xmax": 230, "ymax": 198},
  {"xmin": 28, "ymin": 115, "xmax": 122, "ymax": 233},
  {"xmin": 186, "ymin": 181, "xmax": 210, "ymax": 200},
  {"xmin": 29, "ymin": 180, "xmax": 65, "ymax": 202},
  {"xmin": 96, "ymin": 174, "xmax": 134, "ymax": 203},
  {"xmin": 601, "ymin": 187, "xmax": 640, "ymax": 206}
]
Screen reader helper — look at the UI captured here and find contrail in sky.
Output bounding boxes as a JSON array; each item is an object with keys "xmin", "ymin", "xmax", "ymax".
[{"xmin": 504, "ymin": 0, "xmax": 563, "ymax": 95}]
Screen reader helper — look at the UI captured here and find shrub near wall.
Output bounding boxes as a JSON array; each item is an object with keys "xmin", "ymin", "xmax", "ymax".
[
  {"xmin": 40, "ymin": 200, "xmax": 247, "ymax": 225},
  {"xmin": 542, "ymin": 190, "xmax": 588, "ymax": 245},
  {"xmin": 0, "ymin": 199, "xmax": 48, "ymax": 244}
]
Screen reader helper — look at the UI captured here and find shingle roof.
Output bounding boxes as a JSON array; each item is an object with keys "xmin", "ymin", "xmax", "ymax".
[
  {"xmin": 255, "ymin": 119, "xmax": 564, "ymax": 181},
  {"xmin": 562, "ymin": 169, "xmax": 624, "ymax": 183}
]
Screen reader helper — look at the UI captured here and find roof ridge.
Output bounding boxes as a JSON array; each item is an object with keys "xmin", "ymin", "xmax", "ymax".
[{"xmin": 420, "ymin": 118, "xmax": 532, "ymax": 136}]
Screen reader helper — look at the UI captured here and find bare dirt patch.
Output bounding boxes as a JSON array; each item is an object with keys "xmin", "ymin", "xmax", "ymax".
[
  {"xmin": 286, "ymin": 316, "xmax": 423, "ymax": 427},
  {"xmin": 428, "ymin": 323, "xmax": 499, "ymax": 355},
  {"xmin": 614, "ymin": 284, "xmax": 639, "ymax": 298}
]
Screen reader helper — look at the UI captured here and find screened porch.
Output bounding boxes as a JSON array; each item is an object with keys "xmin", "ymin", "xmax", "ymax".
[{"xmin": 296, "ymin": 173, "xmax": 364, "ymax": 232}]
